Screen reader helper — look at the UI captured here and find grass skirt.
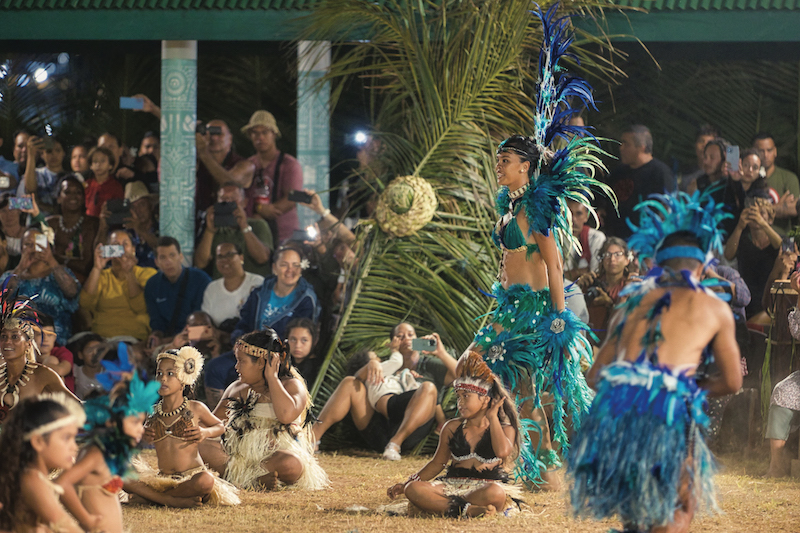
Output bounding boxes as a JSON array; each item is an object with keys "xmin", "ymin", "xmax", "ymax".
[
  {"xmin": 130, "ymin": 457, "xmax": 241, "ymax": 506},
  {"xmin": 568, "ymin": 361, "xmax": 718, "ymax": 528},
  {"xmin": 473, "ymin": 282, "xmax": 593, "ymax": 484},
  {"xmin": 222, "ymin": 417, "xmax": 330, "ymax": 491}
]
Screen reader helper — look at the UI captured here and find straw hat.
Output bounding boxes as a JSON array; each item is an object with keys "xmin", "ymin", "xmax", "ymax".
[
  {"xmin": 241, "ymin": 110, "xmax": 281, "ymax": 137},
  {"xmin": 124, "ymin": 181, "xmax": 150, "ymax": 204}
]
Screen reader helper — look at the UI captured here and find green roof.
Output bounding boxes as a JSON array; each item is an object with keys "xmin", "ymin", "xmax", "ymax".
[
  {"xmin": 614, "ymin": 0, "xmax": 800, "ymax": 9},
  {"xmin": 0, "ymin": 0, "xmax": 314, "ymax": 9}
]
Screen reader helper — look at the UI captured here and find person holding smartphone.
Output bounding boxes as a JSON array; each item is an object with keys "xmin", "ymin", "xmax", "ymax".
[
  {"xmin": 20, "ymin": 134, "xmax": 67, "ymax": 216},
  {"xmin": 312, "ymin": 322, "xmax": 457, "ymax": 460},
  {"xmin": 78, "ymin": 230, "xmax": 157, "ymax": 341},
  {"xmin": 0, "ymin": 226, "xmax": 80, "ymax": 345}
]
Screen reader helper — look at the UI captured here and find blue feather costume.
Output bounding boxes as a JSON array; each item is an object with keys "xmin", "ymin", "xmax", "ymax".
[
  {"xmin": 568, "ymin": 190, "xmax": 730, "ymax": 530},
  {"xmin": 475, "ymin": 4, "xmax": 616, "ymax": 486}
]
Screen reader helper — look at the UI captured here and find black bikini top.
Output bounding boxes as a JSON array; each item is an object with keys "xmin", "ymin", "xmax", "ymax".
[{"xmin": 449, "ymin": 421, "xmax": 499, "ymax": 464}]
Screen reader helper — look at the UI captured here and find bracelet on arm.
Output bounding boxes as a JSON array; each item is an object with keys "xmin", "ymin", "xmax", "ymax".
[
  {"xmin": 405, "ymin": 473, "xmax": 421, "ymax": 485},
  {"xmin": 320, "ymin": 208, "xmax": 331, "ymax": 218},
  {"xmin": 241, "ymin": 225, "xmax": 253, "ymax": 234}
]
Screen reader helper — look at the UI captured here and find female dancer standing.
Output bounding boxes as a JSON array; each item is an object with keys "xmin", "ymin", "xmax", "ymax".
[{"xmin": 465, "ymin": 5, "xmax": 615, "ymax": 488}]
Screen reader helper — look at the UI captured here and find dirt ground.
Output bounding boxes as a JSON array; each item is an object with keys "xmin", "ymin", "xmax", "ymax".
[{"xmin": 122, "ymin": 449, "xmax": 798, "ymax": 532}]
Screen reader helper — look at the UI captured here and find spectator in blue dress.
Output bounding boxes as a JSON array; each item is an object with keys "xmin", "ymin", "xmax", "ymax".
[
  {"xmin": 144, "ymin": 236, "xmax": 211, "ymax": 347},
  {"xmin": 0, "ymin": 225, "xmax": 80, "ymax": 344}
]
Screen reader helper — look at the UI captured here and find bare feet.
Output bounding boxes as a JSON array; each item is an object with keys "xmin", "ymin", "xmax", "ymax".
[
  {"xmin": 257, "ymin": 472, "xmax": 278, "ymax": 490},
  {"xmin": 465, "ymin": 504, "xmax": 496, "ymax": 518},
  {"xmin": 161, "ymin": 495, "xmax": 203, "ymax": 508}
]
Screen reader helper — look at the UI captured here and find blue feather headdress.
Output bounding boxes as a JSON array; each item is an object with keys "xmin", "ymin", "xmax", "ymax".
[{"xmin": 626, "ymin": 189, "xmax": 732, "ymax": 265}]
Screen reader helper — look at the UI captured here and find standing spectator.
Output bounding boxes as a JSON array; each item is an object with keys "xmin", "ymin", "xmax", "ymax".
[
  {"xmin": 724, "ymin": 198, "xmax": 781, "ymax": 318},
  {"xmin": 97, "ymin": 132, "xmax": 136, "ymax": 183},
  {"xmin": 46, "ymin": 176, "xmax": 99, "ymax": 284},
  {"xmin": 604, "ymin": 125, "xmax": 672, "ymax": 239},
  {"xmin": 231, "ymin": 244, "xmax": 319, "ymax": 342},
  {"xmin": 79, "ymin": 230, "xmax": 157, "ymax": 341},
  {"xmin": 0, "ymin": 193, "xmax": 27, "ymax": 269},
  {"xmin": 123, "ymin": 181, "xmax": 159, "ymax": 268},
  {"xmin": 194, "ymin": 182, "xmax": 273, "ymax": 279},
  {"xmin": 84, "ymin": 146, "xmax": 124, "ymax": 217},
  {"xmin": 138, "ymin": 131, "xmax": 160, "ymax": 162},
  {"xmin": 201, "ymin": 242, "xmax": 264, "ymax": 330},
  {"xmin": 228, "ymin": 111, "xmax": 303, "ymax": 243},
  {"xmin": 0, "ymin": 133, "xmax": 20, "ymax": 190},
  {"xmin": 753, "ymin": 132, "xmax": 800, "ymax": 234},
  {"xmin": 144, "ymin": 236, "xmax": 211, "ymax": 346},
  {"xmin": 0, "ymin": 227, "xmax": 80, "ymax": 344},
  {"xmin": 195, "ymin": 120, "xmax": 244, "ymax": 213},
  {"xmin": 679, "ymin": 124, "xmax": 718, "ymax": 192},
  {"xmin": 20, "ymin": 135, "xmax": 67, "ymax": 215},
  {"xmin": 691, "ymin": 138, "xmax": 739, "ymax": 235},
  {"xmin": 69, "ymin": 144, "xmax": 90, "ymax": 182},
  {"xmin": 1, "ymin": 130, "xmax": 30, "ymax": 183},
  {"xmin": 564, "ymin": 198, "xmax": 606, "ymax": 281}
]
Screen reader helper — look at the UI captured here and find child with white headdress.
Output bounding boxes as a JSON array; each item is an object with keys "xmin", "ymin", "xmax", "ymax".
[{"xmin": 124, "ymin": 346, "xmax": 240, "ymax": 507}]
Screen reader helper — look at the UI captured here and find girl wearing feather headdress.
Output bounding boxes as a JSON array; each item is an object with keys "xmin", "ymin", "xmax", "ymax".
[
  {"xmin": 464, "ymin": 4, "xmax": 616, "ymax": 489},
  {"xmin": 569, "ymin": 190, "xmax": 743, "ymax": 532},
  {"xmin": 0, "ymin": 281, "xmax": 78, "ymax": 425},
  {"xmin": 387, "ymin": 351, "xmax": 523, "ymax": 518}
]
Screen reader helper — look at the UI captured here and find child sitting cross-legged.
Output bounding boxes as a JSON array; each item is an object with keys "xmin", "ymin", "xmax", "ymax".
[
  {"xmin": 124, "ymin": 347, "xmax": 240, "ymax": 506},
  {"xmin": 386, "ymin": 351, "xmax": 524, "ymax": 518}
]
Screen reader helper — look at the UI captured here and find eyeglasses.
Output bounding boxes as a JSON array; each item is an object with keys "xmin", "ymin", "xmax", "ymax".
[
  {"xmin": 602, "ymin": 251, "xmax": 626, "ymax": 260},
  {"xmin": 217, "ymin": 252, "xmax": 240, "ymax": 260}
]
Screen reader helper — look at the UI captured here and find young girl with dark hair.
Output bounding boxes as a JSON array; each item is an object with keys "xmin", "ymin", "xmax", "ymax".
[
  {"xmin": 199, "ymin": 328, "xmax": 329, "ymax": 491},
  {"xmin": 0, "ymin": 395, "xmax": 85, "ymax": 533}
]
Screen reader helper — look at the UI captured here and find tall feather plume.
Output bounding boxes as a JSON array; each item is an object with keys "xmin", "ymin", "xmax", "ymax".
[{"xmin": 457, "ymin": 350, "xmax": 496, "ymax": 384}]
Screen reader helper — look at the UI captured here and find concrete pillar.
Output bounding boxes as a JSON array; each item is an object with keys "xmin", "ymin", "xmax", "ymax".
[
  {"xmin": 160, "ymin": 41, "xmax": 197, "ymax": 260},
  {"xmin": 297, "ymin": 41, "xmax": 331, "ymax": 230}
]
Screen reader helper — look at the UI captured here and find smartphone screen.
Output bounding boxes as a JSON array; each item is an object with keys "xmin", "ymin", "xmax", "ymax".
[
  {"xmin": 9, "ymin": 197, "xmax": 33, "ymax": 210},
  {"xmin": 187, "ymin": 326, "xmax": 209, "ymax": 341},
  {"xmin": 119, "ymin": 96, "xmax": 144, "ymax": 110},
  {"xmin": 726, "ymin": 145, "xmax": 740, "ymax": 172},
  {"xmin": 34, "ymin": 233, "xmax": 48, "ymax": 251},
  {"xmin": 411, "ymin": 338, "xmax": 437, "ymax": 352},
  {"xmin": 102, "ymin": 244, "xmax": 125, "ymax": 258},
  {"xmin": 0, "ymin": 176, "xmax": 10, "ymax": 189}
]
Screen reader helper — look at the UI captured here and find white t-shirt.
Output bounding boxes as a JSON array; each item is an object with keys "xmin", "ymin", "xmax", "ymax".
[{"xmin": 201, "ymin": 272, "xmax": 265, "ymax": 327}]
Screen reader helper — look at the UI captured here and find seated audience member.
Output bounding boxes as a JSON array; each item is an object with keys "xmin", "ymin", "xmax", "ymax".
[
  {"xmin": 33, "ymin": 313, "xmax": 75, "ymax": 393},
  {"xmin": 724, "ymin": 197, "xmax": 781, "ymax": 319},
  {"xmin": 0, "ymin": 226, "xmax": 80, "ymax": 344},
  {"xmin": 84, "ymin": 146, "xmax": 124, "ymax": 217},
  {"xmin": 286, "ymin": 318, "xmax": 322, "ymax": 387},
  {"xmin": 231, "ymin": 244, "xmax": 320, "ymax": 342},
  {"xmin": 0, "ymin": 193, "xmax": 27, "ymax": 269},
  {"xmin": 678, "ymin": 124, "xmax": 718, "ymax": 192},
  {"xmin": 45, "ymin": 175, "xmax": 99, "ymax": 283},
  {"xmin": 20, "ymin": 134, "xmax": 67, "ymax": 215},
  {"xmin": 0, "ymin": 232, "xmax": 9, "ymax": 272},
  {"xmin": 79, "ymin": 230, "xmax": 158, "ymax": 341},
  {"xmin": 201, "ymin": 242, "xmax": 264, "ymax": 330},
  {"xmin": 753, "ymin": 132, "xmax": 800, "ymax": 234},
  {"xmin": 199, "ymin": 329, "xmax": 329, "ymax": 491},
  {"xmin": 762, "ymin": 239, "xmax": 799, "ymax": 317},
  {"xmin": 312, "ymin": 323, "xmax": 457, "ymax": 460},
  {"xmin": 145, "ymin": 236, "xmax": 211, "ymax": 347},
  {"xmin": 767, "ymin": 270, "xmax": 800, "ymax": 477},
  {"xmin": 69, "ymin": 144, "xmax": 90, "ymax": 182},
  {"xmin": 156, "ymin": 311, "xmax": 225, "ymax": 359},
  {"xmin": 71, "ymin": 335, "xmax": 107, "ymax": 399},
  {"xmin": 564, "ymin": 198, "xmax": 606, "ymax": 281},
  {"xmin": 194, "ymin": 182, "xmax": 273, "ymax": 279},
  {"xmin": 576, "ymin": 237, "xmax": 632, "ymax": 344}
]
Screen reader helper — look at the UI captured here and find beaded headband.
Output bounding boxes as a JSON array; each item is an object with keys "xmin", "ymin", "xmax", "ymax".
[
  {"xmin": 454, "ymin": 377, "xmax": 491, "ymax": 397},
  {"xmin": 454, "ymin": 351, "xmax": 496, "ymax": 397},
  {"xmin": 235, "ymin": 339, "xmax": 274, "ymax": 359}
]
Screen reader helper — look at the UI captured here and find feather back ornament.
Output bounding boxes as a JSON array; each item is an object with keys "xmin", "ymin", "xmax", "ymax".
[{"xmin": 626, "ymin": 188, "xmax": 732, "ymax": 264}]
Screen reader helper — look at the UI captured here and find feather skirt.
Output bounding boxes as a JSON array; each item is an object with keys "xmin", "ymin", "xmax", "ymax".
[
  {"xmin": 568, "ymin": 361, "xmax": 718, "ymax": 528},
  {"xmin": 473, "ymin": 282, "xmax": 593, "ymax": 484},
  {"xmin": 131, "ymin": 457, "xmax": 241, "ymax": 506},
  {"xmin": 222, "ymin": 418, "xmax": 329, "ymax": 491}
]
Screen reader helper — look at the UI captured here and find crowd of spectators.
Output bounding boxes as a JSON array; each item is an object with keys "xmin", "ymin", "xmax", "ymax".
[{"xmin": 1, "ymin": 108, "xmax": 798, "ymax": 461}]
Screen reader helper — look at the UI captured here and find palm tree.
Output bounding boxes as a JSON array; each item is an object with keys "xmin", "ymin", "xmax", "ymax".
[{"xmin": 300, "ymin": 0, "xmax": 624, "ymax": 452}]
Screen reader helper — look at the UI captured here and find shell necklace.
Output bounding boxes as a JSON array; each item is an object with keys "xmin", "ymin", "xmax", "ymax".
[
  {"xmin": 155, "ymin": 397, "xmax": 188, "ymax": 418},
  {"xmin": 59, "ymin": 215, "xmax": 84, "ymax": 234},
  {"xmin": 0, "ymin": 360, "xmax": 36, "ymax": 408}
]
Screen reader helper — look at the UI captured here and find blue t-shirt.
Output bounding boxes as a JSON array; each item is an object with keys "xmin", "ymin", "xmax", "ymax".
[
  {"xmin": 260, "ymin": 292, "xmax": 293, "ymax": 328},
  {"xmin": 0, "ymin": 156, "xmax": 20, "ymax": 185},
  {"xmin": 144, "ymin": 267, "xmax": 211, "ymax": 336}
]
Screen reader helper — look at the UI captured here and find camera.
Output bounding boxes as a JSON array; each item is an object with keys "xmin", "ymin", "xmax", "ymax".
[
  {"xmin": 196, "ymin": 122, "xmax": 222, "ymax": 136},
  {"xmin": 585, "ymin": 286, "xmax": 601, "ymax": 300}
]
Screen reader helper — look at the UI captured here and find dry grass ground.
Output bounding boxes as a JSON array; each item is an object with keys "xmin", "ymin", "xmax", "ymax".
[{"xmin": 123, "ymin": 450, "xmax": 798, "ymax": 532}]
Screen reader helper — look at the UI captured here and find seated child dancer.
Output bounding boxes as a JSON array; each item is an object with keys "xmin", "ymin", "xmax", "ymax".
[
  {"xmin": 568, "ymin": 190, "xmax": 744, "ymax": 533},
  {"xmin": 56, "ymin": 374, "xmax": 160, "ymax": 533},
  {"xmin": 199, "ymin": 329, "xmax": 329, "ymax": 491},
  {"xmin": 125, "ymin": 346, "xmax": 240, "ymax": 506},
  {"xmin": 387, "ymin": 351, "xmax": 522, "ymax": 518},
  {"xmin": 0, "ymin": 394, "xmax": 86, "ymax": 533}
]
